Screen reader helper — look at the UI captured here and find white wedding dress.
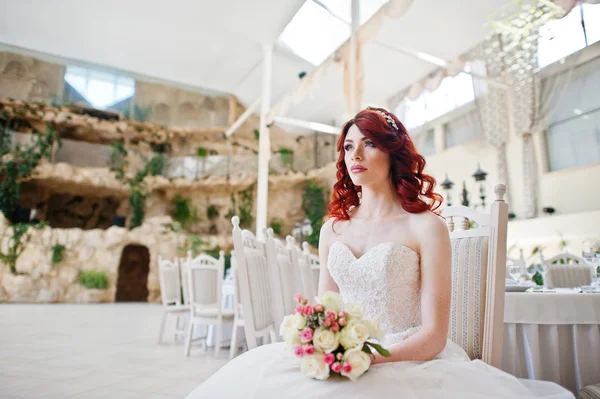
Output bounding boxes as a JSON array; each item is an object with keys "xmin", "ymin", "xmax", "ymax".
[{"xmin": 187, "ymin": 242, "xmax": 573, "ymax": 399}]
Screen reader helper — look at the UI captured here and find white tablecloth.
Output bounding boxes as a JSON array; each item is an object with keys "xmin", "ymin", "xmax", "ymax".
[{"xmin": 503, "ymin": 291, "xmax": 600, "ymax": 394}]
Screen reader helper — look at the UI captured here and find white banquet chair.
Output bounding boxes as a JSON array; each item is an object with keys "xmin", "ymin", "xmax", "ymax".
[
  {"xmin": 541, "ymin": 253, "xmax": 593, "ymax": 288},
  {"xmin": 228, "ymin": 250, "xmax": 247, "ymax": 359},
  {"xmin": 157, "ymin": 256, "xmax": 189, "ymax": 344},
  {"xmin": 294, "ymin": 240, "xmax": 317, "ymax": 302},
  {"xmin": 264, "ymin": 228, "xmax": 298, "ymax": 330},
  {"xmin": 184, "ymin": 250, "xmax": 234, "ymax": 357},
  {"xmin": 442, "ymin": 183, "xmax": 509, "ymax": 368},
  {"xmin": 231, "ymin": 216, "xmax": 277, "ymax": 350},
  {"xmin": 443, "ymin": 184, "xmax": 573, "ymax": 398},
  {"xmin": 302, "ymin": 242, "xmax": 321, "ymax": 296}
]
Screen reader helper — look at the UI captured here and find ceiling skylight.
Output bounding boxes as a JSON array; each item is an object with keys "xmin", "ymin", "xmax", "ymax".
[{"xmin": 279, "ymin": 0, "xmax": 389, "ymax": 66}]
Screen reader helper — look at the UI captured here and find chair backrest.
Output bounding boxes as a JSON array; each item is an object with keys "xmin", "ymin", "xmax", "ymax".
[
  {"xmin": 179, "ymin": 257, "xmax": 190, "ymax": 305},
  {"xmin": 543, "ymin": 253, "xmax": 593, "ymax": 288},
  {"xmin": 230, "ymin": 250, "xmax": 243, "ymax": 320},
  {"xmin": 294, "ymin": 241, "xmax": 317, "ymax": 302},
  {"xmin": 231, "ymin": 216, "xmax": 275, "ymax": 350},
  {"xmin": 158, "ymin": 256, "xmax": 182, "ymax": 306},
  {"xmin": 442, "ymin": 183, "xmax": 508, "ymax": 369},
  {"xmin": 303, "ymin": 242, "xmax": 321, "ymax": 295},
  {"xmin": 264, "ymin": 229, "xmax": 297, "ymax": 328},
  {"xmin": 186, "ymin": 250, "xmax": 225, "ymax": 311}
]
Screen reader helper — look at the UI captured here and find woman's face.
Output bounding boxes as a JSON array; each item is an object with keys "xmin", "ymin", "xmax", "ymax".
[{"xmin": 343, "ymin": 124, "xmax": 391, "ymax": 187}]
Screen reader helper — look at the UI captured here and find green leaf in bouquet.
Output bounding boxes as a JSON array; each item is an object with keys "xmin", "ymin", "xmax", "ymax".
[
  {"xmin": 366, "ymin": 341, "xmax": 391, "ymax": 357},
  {"xmin": 361, "ymin": 344, "xmax": 373, "ymax": 356}
]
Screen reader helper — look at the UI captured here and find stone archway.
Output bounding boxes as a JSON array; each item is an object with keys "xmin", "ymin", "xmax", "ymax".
[{"xmin": 115, "ymin": 244, "xmax": 150, "ymax": 302}]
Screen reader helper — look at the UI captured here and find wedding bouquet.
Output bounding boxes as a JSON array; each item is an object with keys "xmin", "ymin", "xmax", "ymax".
[{"xmin": 279, "ymin": 291, "xmax": 390, "ymax": 381}]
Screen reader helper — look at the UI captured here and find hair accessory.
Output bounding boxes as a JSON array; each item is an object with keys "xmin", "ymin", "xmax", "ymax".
[{"xmin": 366, "ymin": 107, "xmax": 398, "ymax": 130}]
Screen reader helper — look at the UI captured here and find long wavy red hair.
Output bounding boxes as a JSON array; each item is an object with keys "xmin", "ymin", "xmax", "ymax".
[{"xmin": 328, "ymin": 107, "xmax": 442, "ymax": 223}]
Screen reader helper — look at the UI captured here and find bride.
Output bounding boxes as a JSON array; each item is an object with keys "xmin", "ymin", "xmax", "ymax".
[{"xmin": 186, "ymin": 108, "xmax": 572, "ymax": 398}]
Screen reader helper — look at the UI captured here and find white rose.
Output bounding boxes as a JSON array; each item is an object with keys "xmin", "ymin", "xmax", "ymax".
[
  {"xmin": 317, "ymin": 291, "xmax": 343, "ymax": 313},
  {"xmin": 300, "ymin": 354, "xmax": 330, "ymax": 380},
  {"xmin": 292, "ymin": 312, "xmax": 306, "ymax": 330},
  {"xmin": 339, "ymin": 319, "xmax": 370, "ymax": 350},
  {"xmin": 364, "ymin": 319, "xmax": 385, "ymax": 341},
  {"xmin": 279, "ymin": 315, "xmax": 294, "ymax": 338},
  {"xmin": 344, "ymin": 303, "xmax": 365, "ymax": 320},
  {"xmin": 341, "ymin": 348, "xmax": 372, "ymax": 381},
  {"xmin": 312, "ymin": 327, "xmax": 340, "ymax": 354},
  {"xmin": 283, "ymin": 328, "xmax": 302, "ymax": 346}
]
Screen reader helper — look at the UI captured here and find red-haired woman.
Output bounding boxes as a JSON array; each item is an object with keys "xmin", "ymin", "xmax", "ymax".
[{"xmin": 187, "ymin": 108, "xmax": 568, "ymax": 399}]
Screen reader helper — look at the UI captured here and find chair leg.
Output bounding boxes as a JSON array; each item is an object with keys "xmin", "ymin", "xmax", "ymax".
[
  {"xmin": 229, "ymin": 323, "xmax": 239, "ymax": 360},
  {"xmin": 158, "ymin": 312, "xmax": 167, "ymax": 344},
  {"xmin": 214, "ymin": 320, "xmax": 222, "ymax": 358},
  {"xmin": 184, "ymin": 318, "xmax": 194, "ymax": 357}
]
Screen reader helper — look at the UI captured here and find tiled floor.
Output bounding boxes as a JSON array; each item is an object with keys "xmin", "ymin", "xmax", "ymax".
[{"xmin": 0, "ymin": 304, "xmax": 230, "ymax": 398}]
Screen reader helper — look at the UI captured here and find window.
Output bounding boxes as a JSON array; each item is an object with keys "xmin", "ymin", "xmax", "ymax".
[
  {"xmin": 64, "ymin": 66, "xmax": 135, "ymax": 110},
  {"xmin": 544, "ymin": 56, "xmax": 600, "ymax": 171},
  {"xmin": 444, "ymin": 110, "xmax": 482, "ymax": 149},
  {"xmin": 413, "ymin": 128, "xmax": 435, "ymax": 156},
  {"xmin": 278, "ymin": 0, "xmax": 389, "ymax": 66},
  {"xmin": 396, "ymin": 72, "xmax": 475, "ymax": 130},
  {"xmin": 538, "ymin": 3, "xmax": 600, "ymax": 68}
]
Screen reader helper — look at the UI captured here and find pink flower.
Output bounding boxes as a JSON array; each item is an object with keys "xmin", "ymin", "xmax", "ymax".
[
  {"xmin": 322, "ymin": 318, "xmax": 331, "ymax": 327},
  {"xmin": 338, "ymin": 311, "xmax": 346, "ymax": 319},
  {"xmin": 294, "ymin": 294, "xmax": 307, "ymax": 304},
  {"xmin": 331, "ymin": 322, "xmax": 340, "ymax": 332},
  {"xmin": 338, "ymin": 317, "xmax": 346, "ymax": 327},
  {"xmin": 295, "ymin": 305, "xmax": 304, "ymax": 314},
  {"xmin": 300, "ymin": 327, "xmax": 314, "ymax": 343},
  {"xmin": 294, "ymin": 345, "xmax": 304, "ymax": 357},
  {"xmin": 302, "ymin": 305, "xmax": 315, "ymax": 316},
  {"xmin": 342, "ymin": 362, "xmax": 352, "ymax": 373},
  {"xmin": 304, "ymin": 345, "xmax": 315, "ymax": 355},
  {"xmin": 314, "ymin": 304, "xmax": 323, "ymax": 312},
  {"xmin": 327, "ymin": 311, "xmax": 337, "ymax": 321},
  {"xmin": 324, "ymin": 353, "xmax": 335, "ymax": 365},
  {"xmin": 336, "ymin": 353, "xmax": 343, "ymax": 361},
  {"xmin": 331, "ymin": 362, "xmax": 342, "ymax": 373}
]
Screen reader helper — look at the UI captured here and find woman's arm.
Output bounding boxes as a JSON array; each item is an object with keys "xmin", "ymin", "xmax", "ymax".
[
  {"xmin": 372, "ymin": 214, "xmax": 452, "ymax": 364},
  {"xmin": 317, "ymin": 218, "xmax": 340, "ymax": 296}
]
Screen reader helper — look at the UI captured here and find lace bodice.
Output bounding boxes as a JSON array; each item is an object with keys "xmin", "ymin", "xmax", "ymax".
[{"xmin": 328, "ymin": 241, "xmax": 422, "ymax": 339}]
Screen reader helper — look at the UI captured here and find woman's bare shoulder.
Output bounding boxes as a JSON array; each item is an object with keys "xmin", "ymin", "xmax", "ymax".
[{"xmin": 407, "ymin": 211, "xmax": 447, "ymax": 236}]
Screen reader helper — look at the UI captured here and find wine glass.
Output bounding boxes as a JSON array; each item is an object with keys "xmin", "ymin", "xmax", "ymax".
[
  {"xmin": 525, "ymin": 264, "xmax": 537, "ymax": 281},
  {"xmin": 508, "ymin": 264, "xmax": 522, "ymax": 282},
  {"xmin": 537, "ymin": 263, "xmax": 550, "ymax": 287}
]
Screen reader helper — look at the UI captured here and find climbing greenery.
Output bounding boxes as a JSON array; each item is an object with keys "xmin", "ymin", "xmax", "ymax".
[
  {"xmin": 278, "ymin": 147, "xmax": 294, "ymax": 168},
  {"xmin": 171, "ymin": 195, "xmax": 199, "ymax": 230},
  {"xmin": 110, "ymin": 144, "xmax": 165, "ymax": 229},
  {"xmin": 0, "ymin": 124, "xmax": 56, "ymax": 222},
  {"xmin": 79, "ymin": 270, "xmax": 109, "ymax": 290},
  {"xmin": 0, "ymin": 222, "xmax": 47, "ymax": 274},
  {"xmin": 302, "ymin": 179, "xmax": 327, "ymax": 248},
  {"xmin": 238, "ymin": 188, "xmax": 254, "ymax": 228},
  {"xmin": 51, "ymin": 244, "xmax": 66, "ymax": 264}
]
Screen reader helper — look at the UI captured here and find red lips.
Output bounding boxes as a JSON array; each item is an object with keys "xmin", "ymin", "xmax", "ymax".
[{"xmin": 350, "ymin": 165, "xmax": 367, "ymax": 173}]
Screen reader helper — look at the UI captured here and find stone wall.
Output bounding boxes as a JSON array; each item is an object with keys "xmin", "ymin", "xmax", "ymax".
[
  {"xmin": 0, "ymin": 51, "xmax": 65, "ymax": 103},
  {"xmin": 0, "ymin": 213, "xmax": 180, "ymax": 303}
]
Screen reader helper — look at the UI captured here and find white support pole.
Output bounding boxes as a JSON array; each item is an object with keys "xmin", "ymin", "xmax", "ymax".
[
  {"xmin": 256, "ymin": 44, "xmax": 273, "ymax": 237},
  {"xmin": 225, "ymin": 97, "xmax": 261, "ymax": 137},
  {"xmin": 272, "ymin": 116, "xmax": 340, "ymax": 135},
  {"xmin": 348, "ymin": 0, "xmax": 360, "ymax": 115}
]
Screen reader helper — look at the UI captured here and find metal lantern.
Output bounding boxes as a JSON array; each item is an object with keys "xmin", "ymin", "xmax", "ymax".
[
  {"xmin": 440, "ymin": 174, "xmax": 455, "ymax": 206},
  {"xmin": 292, "ymin": 222, "xmax": 302, "ymax": 240},
  {"xmin": 472, "ymin": 163, "xmax": 488, "ymax": 208},
  {"xmin": 301, "ymin": 218, "xmax": 313, "ymax": 237}
]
